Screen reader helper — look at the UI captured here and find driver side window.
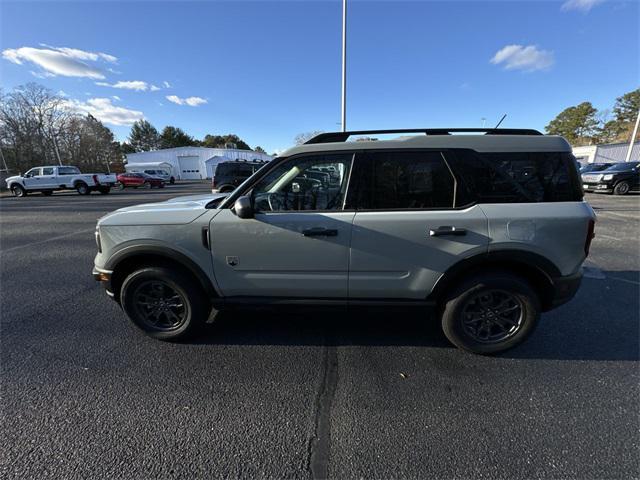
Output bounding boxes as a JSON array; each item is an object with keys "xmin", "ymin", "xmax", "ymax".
[{"xmin": 251, "ymin": 154, "xmax": 353, "ymax": 212}]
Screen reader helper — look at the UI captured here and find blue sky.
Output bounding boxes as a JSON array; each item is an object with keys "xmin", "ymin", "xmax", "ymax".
[{"xmin": 1, "ymin": 0, "xmax": 638, "ymax": 154}]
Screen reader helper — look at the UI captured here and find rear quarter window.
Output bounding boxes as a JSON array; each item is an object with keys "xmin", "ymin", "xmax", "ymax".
[{"xmin": 449, "ymin": 150, "xmax": 582, "ymax": 203}]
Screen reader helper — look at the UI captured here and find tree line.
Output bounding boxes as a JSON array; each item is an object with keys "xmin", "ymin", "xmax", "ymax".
[
  {"xmin": 545, "ymin": 88, "xmax": 639, "ymax": 146},
  {"xmin": 0, "ymin": 83, "xmax": 265, "ymax": 174},
  {"xmin": 123, "ymin": 120, "xmax": 266, "ymax": 154},
  {"xmin": 1, "ymin": 82, "xmax": 638, "ymax": 174}
]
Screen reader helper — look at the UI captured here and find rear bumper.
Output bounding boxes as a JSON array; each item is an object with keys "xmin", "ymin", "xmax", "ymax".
[{"xmin": 548, "ymin": 270, "xmax": 582, "ymax": 309}]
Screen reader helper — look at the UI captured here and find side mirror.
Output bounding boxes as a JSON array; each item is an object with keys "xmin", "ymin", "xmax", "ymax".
[{"xmin": 234, "ymin": 195, "xmax": 254, "ymax": 219}]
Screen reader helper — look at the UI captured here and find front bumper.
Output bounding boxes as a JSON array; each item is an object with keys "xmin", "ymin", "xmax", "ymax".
[
  {"xmin": 582, "ymin": 181, "xmax": 613, "ymax": 193},
  {"xmin": 92, "ymin": 267, "xmax": 115, "ymax": 298},
  {"xmin": 548, "ymin": 270, "xmax": 582, "ymax": 309}
]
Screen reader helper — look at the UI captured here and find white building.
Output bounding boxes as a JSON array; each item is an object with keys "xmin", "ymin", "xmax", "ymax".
[
  {"xmin": 572, "ymin": 142, "xmax": 640, "ymax": 164},
  {"xmin": 125, "ymin": 147, "xmax": 273, "ymax": 180}
]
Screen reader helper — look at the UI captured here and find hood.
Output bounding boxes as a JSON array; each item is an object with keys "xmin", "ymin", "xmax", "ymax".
[
  {"xmin": 5, "ymin": 175, "xmax": 21, "ymax": 184},
  {"xmin": 98, "ymin": 193, "xmax": 226, "ymax": 226}
]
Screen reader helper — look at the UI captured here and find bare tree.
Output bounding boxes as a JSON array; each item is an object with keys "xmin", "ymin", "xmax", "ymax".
[{"xmin": 293, "ymin": 131, "xmax": 324, "ymax": 145}]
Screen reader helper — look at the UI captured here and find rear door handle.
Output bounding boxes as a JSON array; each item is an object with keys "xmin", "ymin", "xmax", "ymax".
[
  {"xmin": 302, "ymin": 227, "xmax": 338, "ymax": 237},
  {"xmin": 429, "ymin": 226, "xmax": 467, "ymax": 237}
]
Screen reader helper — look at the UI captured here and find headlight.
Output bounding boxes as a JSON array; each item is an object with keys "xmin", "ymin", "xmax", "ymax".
[{"xmin": 602, "ymin": 174, "xmax": 614, "ymax": 181}]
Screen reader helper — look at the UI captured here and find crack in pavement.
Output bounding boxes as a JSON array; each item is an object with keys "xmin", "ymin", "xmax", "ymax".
[{"xmin": 308, "ymin": 338, "xmax": 338, "ymax": 480}]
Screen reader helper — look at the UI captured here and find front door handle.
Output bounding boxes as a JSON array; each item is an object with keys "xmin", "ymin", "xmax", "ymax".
[
  {"xmin": 429, "ymin": 226, "xmax": 467, "ymax": 237},
  {"xmin": 302, "ymin": 227, "xmax": 338, "ymax": 237}
]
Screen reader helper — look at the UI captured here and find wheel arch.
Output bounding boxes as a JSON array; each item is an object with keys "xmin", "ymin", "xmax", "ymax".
[
  {"xmin": 106, "ymin": 246, "xmax": 218, "ymax": 303},
  {"xmin": 428, "ymin": 251, "xmax": 560, "ymax": 311}
]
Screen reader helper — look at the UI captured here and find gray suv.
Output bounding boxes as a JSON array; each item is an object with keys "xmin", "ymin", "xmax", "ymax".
[{"xmin": 93, "ymin": 128, "xmax": 595, "ymax": 354}]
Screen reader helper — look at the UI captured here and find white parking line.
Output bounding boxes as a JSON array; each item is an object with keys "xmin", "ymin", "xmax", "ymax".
[{"xmin": 0, "ymin": 228, "xmax": 94, "ymax": 253}]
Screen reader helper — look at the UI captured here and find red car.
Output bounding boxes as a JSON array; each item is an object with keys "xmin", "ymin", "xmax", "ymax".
[{"xmin": 116, "ymin": 173, "xmax": 165, "ymax": 190}]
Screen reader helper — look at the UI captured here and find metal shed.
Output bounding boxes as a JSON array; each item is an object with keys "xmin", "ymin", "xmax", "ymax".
[
  {"xmin": 125, "ymin": 147, "xmax": 273, "ymax": 180},
  {"xmin": 572, "ymin": 142, "xmax": 640, "ymax": 164}
]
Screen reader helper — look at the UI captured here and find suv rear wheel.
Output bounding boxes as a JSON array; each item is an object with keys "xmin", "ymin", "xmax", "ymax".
[
  {"xmin": 120, "ymin": 267, "xmax": 209, "ymax": 340},
  {"xmin": 441, "ymin": 272, "xmax": 540, "ymax": 354}
]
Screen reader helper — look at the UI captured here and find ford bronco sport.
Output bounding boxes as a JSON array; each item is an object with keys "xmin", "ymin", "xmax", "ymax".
[{"xmin": 93, "ymin": 128, "xmax": 595, "ymax": 354}]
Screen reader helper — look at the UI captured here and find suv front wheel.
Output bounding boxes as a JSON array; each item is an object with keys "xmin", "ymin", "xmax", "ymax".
[
  {"xmin": 120, "ymin": 267, "xmax": 209, "ymax": 340},
  {"xmin": 441, "ymin": 272, "xmax": 540, "ymax": 355}
]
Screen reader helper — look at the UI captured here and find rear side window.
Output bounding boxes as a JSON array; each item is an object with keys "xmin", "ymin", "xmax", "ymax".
[
  {"xmin": 351, "ymin": 151, "xmax": 455, "ymax": 210},
  {"xmin": 237, "ymin": 165, "xmax": 254, "ymax": 176},
  {"xmin": 450, "ymin": 151, "xmax": 582, "ymax": 203},
  {"xmin": 58, "ymin": 166, "xmax": 80, "ymax": 175},
  {"xmin": 216, "ymin": 164, "xmax": 236, "ymax": 176}
]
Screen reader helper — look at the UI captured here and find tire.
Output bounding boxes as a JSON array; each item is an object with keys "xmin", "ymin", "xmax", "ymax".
[
  {"xmin": 613, "ymin": 181, "xmax": 630, "ymax": 196},
  {"xmin": 42, "ymin": 190, "xmax": 53, "ymax": 196},
  {"xmin": 143, "ymin": 182, "xmax": 151, "ymax": 189},
  {"xmin": 116, "ymin": 182, "xmax": 125, "ymax": 191},
  {"xmin": 76, "ymin": 182, "xmax": 90, "ymax": 195},
  {"xmin": 98, "ymin": 186, "xmax": 111, "ymax": 195},
  {"xmin": 440, "ymin": 272, "xmax": 540, "ymax": 355},
  {"xmin": 11, "ymin": 185, "xmax": 27, "ymax": 197},
  {"xmin": 120, "ymin": 267, "xmax": 209, "ymax": 341},
  {"xmin": 169, "ymin": 177, "xmax": 175, "ymax": 185}
]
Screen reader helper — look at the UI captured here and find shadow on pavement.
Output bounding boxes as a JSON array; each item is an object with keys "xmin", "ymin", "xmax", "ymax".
[{"xmin": 192, "ymin": 270, "xmax": 639, "ymax": 362}]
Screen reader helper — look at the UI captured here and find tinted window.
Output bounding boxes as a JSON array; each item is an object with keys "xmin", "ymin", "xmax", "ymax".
[
  {"xmin": 603, "ymin": 162, "xmax": 640, "ymax": 172},
  {"xmin": 42, "ymin": 167, "xmax": 54, "ymax": 175},
  {"xmin": 237, "ymin": 165, "xmax": 254, "ymax": 176},
  {"xmin": 216, "ymin": 164, "xmax": 236, "ymax": 176},
  {"xmin": 58, "ymin": 166, "xmax": 81, "ymax": 175},
  {"xmin": 351, "ymin": 151, "xmax": 455, "ymax": 210},
  {"xmin": 251, "ymin": 154, "xmax": 353, "ymax": 211},
  {"xmin": 450, "ymin": 151, "xmax": 582, "ymax": 203}
]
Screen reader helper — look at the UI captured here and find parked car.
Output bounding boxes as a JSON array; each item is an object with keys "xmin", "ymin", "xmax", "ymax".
[
  {"xmin": 130, "ymin": 169, "xmax": 175, "ymax": 184},
  {"xmin": 93, "ymin": 127, "xmax": 595, "ymax": 355},
  {"xmin": 116, "ymin": 172, "xmax": 165, "ymax": 190},
  {"xmin": 582, "ymin": 161, "xmax": 640, "ymax": 195},
  {"xmin": 579, "ymin": 162, "xmax": 614, "ymax": 174},
  {"xmin": 5, "ymin": 165, "xmax": 116, "ymax": 197},
  {"xmin": 212, "ymin": 160, "xmax": 269, "ymax": 193}
]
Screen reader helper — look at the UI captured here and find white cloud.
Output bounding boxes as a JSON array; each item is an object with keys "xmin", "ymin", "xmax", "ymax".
[
  {"xmin": 490, "ymin": 44, "xmax": 554, "ymax": 72},
  {"xmin": 166, "ymin": 95, "xmax": 207, "ymax": 107},
  {"xmin": 112, "ymin": 95, "xmax": 121, "ymax": 101},
  {"xmin": 561, "ymin": 0, "xmax": 605, "ymax": 12},
  {"xmin": 163, "ymin": 81, "xmax": 171, "ymax": 88},
  {"xmin": 95, "ymin": 80, "xmax": 149, "ymax": 91},
  {"xmin": 63, "ymin": 97, "xmax": 144, "ymax": 126},
  {"xmin": 2, "ymin": 46, "xmax": 116, "ymax": 79},
  {"xmin": 150, "ymin": 84, "xmax": 161, "ymax": 91}
]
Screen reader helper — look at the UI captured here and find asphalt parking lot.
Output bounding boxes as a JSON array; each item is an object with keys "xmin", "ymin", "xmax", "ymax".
[{"xmin": 1, "ymin": 185, "xmax": 638, "ymax": 479}]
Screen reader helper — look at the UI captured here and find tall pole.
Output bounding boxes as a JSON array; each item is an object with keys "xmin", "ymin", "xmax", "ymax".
[
  {"xmin": 341, "ymin": 0, "xmax": 347, "ymax": 132},
  {"xmin": 624, "ymin": 108, "xmax": 640, "ymax": 162}
]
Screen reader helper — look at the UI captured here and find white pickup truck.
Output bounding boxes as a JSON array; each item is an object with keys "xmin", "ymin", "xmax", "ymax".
[{"xmin": 5, "ymin": 165, "xmax": 118, "ymax": 197}]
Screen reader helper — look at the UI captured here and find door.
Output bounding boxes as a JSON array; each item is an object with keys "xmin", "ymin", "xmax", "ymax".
[
  {"xmin": 22, "ymin": 168, "xmax": 42, "ymax": 189},
  {"xmin": 209, "ymin": 153, "xmax": 355, "ymax": 298},
  {"xmin": 178, "ymin": 156, "xmax": 201, "ymax": 179},
  {"xmin": 39, "ymin": 167, "xmax": 56, "ymax": 188},
  {"xmin": 347, "ymin": 150, "xmax": 489, "ymax": 299}
]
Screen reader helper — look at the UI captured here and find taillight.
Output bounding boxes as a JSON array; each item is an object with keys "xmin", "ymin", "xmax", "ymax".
[
  {"xmin": 212, "ymin": 176, "xmax": 216, "ymax": 187},
  {"xmin": 584, "ymin": 219, "xmax": 595, "ymax": 257},
  {"xmin": 93, "ymin": 174, "xmax": 99, "ymax": 185}
]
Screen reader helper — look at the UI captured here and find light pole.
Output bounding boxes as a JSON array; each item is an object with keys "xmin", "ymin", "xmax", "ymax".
[
  {"xmin": 341, "ymin": 0, "xmax": 347, "ymax": 132},
  {"xmin": 624, "ymin": 108, "xmax": 640, "ymax": 162}
]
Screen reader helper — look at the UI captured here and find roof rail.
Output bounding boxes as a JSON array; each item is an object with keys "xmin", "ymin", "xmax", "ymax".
[{"xmin": 304, "ymin": 128, "xmax": 543, "ymax": 144}]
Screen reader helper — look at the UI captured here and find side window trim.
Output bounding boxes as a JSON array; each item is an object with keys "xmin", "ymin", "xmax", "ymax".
[
  {"xmin": 249, "ymin": 152, "xmax": 356, "ymax": 213},
  {"xmin": 352, "ymin": 149, "xmax": 459, "ymax": 212}
]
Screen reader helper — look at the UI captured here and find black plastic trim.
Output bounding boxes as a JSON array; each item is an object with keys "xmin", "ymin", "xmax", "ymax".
[{"xmin": 105, "ymin": 245, "xmax": 218, "ymax": 299}]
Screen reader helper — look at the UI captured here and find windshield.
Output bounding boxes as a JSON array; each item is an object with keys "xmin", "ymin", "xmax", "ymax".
[
  {"xmin": 603, "ymin": 162, "xmax": 639, "ymax": 172},
  {"xmin": 580, "ymin": 164, "xmax": 610, "ymax": 173}
]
